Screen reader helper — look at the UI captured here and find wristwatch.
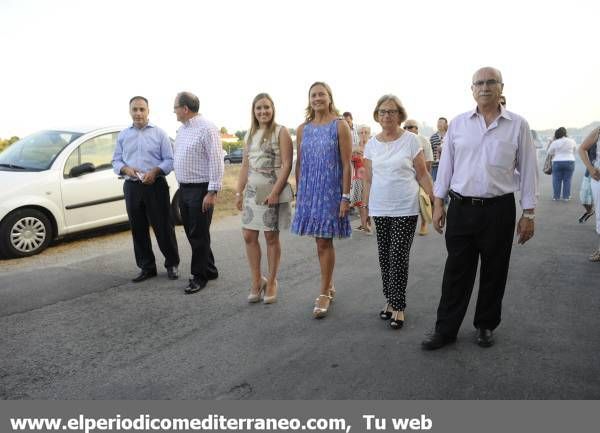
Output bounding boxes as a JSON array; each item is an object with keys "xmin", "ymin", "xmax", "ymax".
[
  {"xmin": 341, "ymin": 193, "xmax": 351, "ymax": 201},
  {"xmin": 522, "ymin": 212, "xmax": 535, "ymax": 220},
  {"xmin": 208, "ymin": 190, "xmax": 218, "ymax": 195}
]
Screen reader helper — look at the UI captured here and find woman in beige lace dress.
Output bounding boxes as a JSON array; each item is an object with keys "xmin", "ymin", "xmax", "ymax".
[{"xmin": 235, "ymin": 93, "xmax": 293, "ymax": 303}]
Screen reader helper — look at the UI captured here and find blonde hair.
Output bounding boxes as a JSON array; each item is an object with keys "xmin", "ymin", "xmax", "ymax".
[
  {"xmin": 248, "ymin": 93, "xmax": 278, "ymax": 149},
  {"xmin": 304, "ymin": 81, "xmax": 340, "ymax": 123},
  {"xmin": 372, "ymin": 94, "xmax": 407, "ymax": 125}
]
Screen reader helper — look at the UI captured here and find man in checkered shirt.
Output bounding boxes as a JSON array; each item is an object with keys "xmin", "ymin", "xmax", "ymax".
[{"xmin": 173, "ymin": 91, "xmax": 224, "ymax": 294}]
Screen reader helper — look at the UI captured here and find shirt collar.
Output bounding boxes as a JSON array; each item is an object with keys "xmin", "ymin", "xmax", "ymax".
[
  {"xmin": 128, "ymin": 122, "xmax": 156, "ymax": 130},
  {"xmin": 183, "ymin": 114, "xmax": 200, "ymax": 127},
  {"xmin": 469, "ymin": 105, "xmax": 512, "ymax": 121}
]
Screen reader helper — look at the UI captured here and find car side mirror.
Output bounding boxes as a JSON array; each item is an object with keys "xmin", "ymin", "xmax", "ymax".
[{"xmin": 69, "ymin": 162, "xmax": 96, "ymax": 177}]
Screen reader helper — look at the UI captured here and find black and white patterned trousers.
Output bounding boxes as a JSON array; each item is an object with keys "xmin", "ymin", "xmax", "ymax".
[{"xmin": 373, "ymin": 215, "xmax": 418, "ymax": 311}]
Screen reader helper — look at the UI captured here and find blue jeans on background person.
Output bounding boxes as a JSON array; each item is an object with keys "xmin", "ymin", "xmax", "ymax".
[{"xmin": 552, "ymin": 160, "xmax": 575, "ymax": 200}]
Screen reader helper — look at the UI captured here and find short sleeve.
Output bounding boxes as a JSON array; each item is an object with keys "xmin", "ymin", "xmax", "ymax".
[{"xmin": 410, "ymin": 134, "xmax": 422, "ymax": 159}]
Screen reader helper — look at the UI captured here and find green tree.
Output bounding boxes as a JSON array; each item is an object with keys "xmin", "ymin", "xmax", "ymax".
[
  {"xmin": 0, "ymin": 136, "xmax": 19, "ymax": 152},
  {"xmin": 220, "ymin": 126, "xmax": 228, "ymax": 134},
  {"xmin": 234, "ymin": 130, "xmax": 247, "ymax": 141}
]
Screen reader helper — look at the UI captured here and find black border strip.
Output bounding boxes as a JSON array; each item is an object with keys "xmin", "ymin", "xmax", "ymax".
[{"xmin": 65, "ymin": 195, "xmax": 124, "ymax": 210}]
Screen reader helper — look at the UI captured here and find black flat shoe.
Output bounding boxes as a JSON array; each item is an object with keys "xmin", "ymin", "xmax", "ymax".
[
  {"xmin": 390, "ymin": 319, "xmax": 404, "ymax": 329},
  {"xmin": 379, "ymin": 303, "xmax": 393, "ymax": 320},
  {"xmin": 586, "ymin": 210, "xmax": 595, "ymax": 221},
  {"xmin": 578, "ymin": 210, "xmax": 595, "ymax": 223},
  {"xmin": 184, "ymin": 278, "xmax": 207, "ymax": 294},
  {"xmin": 166, "ymin": 266, "xmax": 179, "ymax": 280},
  {"xmin": 421, "ymin": 332, "xmax": 457, "ymax": 350},
  {"xmin": 389, "ymin": 310, "xmax": 404, "ymax": 329},
  {"xmin": 476, "ymin": 328, "xmax": 494, "ymax": 348},
  {"xmin": 132, "ymin": 269, "xmax": 157, "ymax": 283}
]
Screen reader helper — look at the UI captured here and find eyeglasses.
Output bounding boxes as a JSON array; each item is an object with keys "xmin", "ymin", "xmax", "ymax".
[
  {"xmin": 173, "ymin": 105, "xmax": 182, "ymax": 110},
  {"xmin": 378, "ymin": 109, "xmax": 399, "ymax": 116},
  {"xmin": 404, "ymin": 125, "xmax": 418, "ymax": 130},
  {"xmin": 472, "ymin": 79, "xmax": 502, "ymax": 87}
]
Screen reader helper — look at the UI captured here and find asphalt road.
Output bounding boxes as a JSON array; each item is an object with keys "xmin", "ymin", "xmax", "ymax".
[{"xmin": 1, "ymin": 164, "xmax": 599, "ymax": 399}]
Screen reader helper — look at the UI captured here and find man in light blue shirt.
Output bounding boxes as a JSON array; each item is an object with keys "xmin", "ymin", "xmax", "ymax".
[{"xmin": 112, "ymin": 96, "xmax": 179, "ymax": 283}]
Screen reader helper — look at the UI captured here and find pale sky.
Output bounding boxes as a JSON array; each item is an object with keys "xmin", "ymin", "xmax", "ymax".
[{"xmin": 1, "ymin": 0, "xmax": 598, "ymax": 138}]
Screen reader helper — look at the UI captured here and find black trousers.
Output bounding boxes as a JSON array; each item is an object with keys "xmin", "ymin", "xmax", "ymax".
[
  {"xmin": 124, "ymin": 177, "xmax": 179, "ymax": 271},
  {"xmin": 435, "ymin": 193, "xmax": 515, "ymax": 337},
  {"xmin": 178, "ymin": 183, "xmax": 218, "ymax": 281},
  {"xmin": 373, "ymin": 216, "xmax": 418, "ymax": 311}
]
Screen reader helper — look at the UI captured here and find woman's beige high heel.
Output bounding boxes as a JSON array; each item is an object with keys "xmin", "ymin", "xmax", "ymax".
[
  {"xmin": 263, "ymin": 280, "xmax": 278, "ymax": 304},
  {"xmin": 313, "ymin": 293, "xmax": 333, "ymax": 318},
  {"xmin": 247, "ymin": 276, "xmax": 267, "ymax": 303}
]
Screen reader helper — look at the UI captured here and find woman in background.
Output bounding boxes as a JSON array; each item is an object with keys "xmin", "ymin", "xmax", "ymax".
[
  {"xmin": 352, "ymin": 124, "xmax": 372, "ymax": 234},
  {"xmin": 547, "ymin": 127, "xmax": 576, "ymax": 201},
  {"xmin": 579, "ymin": 126, "xmax": 600, "ymax": 261},
  {"xmin": 579, "ymin": 128, "xmax": 597, "ymax": 223}
]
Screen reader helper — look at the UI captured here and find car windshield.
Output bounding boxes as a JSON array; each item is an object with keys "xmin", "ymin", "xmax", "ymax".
[{"xmin": 0, "ymin": 130, "xmax": 82, "ymax": 170}]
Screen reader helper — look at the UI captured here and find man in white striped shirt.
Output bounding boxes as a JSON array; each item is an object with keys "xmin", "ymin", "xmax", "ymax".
[{"xmin": 173, "ymin": 91, "xmax": 224, "ymax": 294}]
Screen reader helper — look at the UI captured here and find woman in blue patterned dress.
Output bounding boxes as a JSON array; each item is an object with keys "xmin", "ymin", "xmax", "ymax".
[{"xmin": 291, "ymin": 82, "xmax": 352, "ymax": 318}]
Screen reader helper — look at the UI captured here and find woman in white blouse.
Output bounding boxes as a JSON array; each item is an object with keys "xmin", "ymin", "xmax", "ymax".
[
  {"xmin": 361, "ymin": 95, "xmax": 434, "ymax": 329},
  {"xmin": 547, "ymin": 127, "xmax": 577, "ymax": 201}
]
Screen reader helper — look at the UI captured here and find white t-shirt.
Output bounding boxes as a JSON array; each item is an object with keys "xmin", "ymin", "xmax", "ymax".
[
  {"xmin": 547, "ymin": 137, "xmax": 576, "ymax": 162},
  {"xmin": 364, "ymin": 132, "xmax": 422, "ymax": 217}
]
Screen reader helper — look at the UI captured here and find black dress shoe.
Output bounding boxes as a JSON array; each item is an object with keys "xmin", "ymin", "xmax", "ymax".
[
  {"xmin": 132, "ymin": 269, "xmax": 157, "ymax": 283},
  {"xmin": 206, "ymin": 272, "xmax": 218, "ymax": 280},
  {"xmin": 476, "ymin": 328, "xmax": 494, "ymax": 348},
  {"xmin": 421, "ymin": 332, "xmax": 457, "ymax": 350},
  {"xmin": 166, "ymin": 266, "xmax": 179, "ymax": 280},
  {"xmin": 184, "ymin": 278, "xmax": 207, "ymax": 294}
]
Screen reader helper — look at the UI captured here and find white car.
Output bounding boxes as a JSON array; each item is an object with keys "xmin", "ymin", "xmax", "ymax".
[{"xmin": 0, "ymin": 127, "xmax": 181, "ymax": 259}]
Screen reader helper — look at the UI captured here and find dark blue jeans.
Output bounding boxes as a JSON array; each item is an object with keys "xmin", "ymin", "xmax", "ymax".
[{"xmin": 551, "ymin": 161, "xmax": 575, "ymax": 200}]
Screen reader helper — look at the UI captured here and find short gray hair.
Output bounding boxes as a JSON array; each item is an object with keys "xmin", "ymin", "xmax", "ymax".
[{"xmin": 176, "ymin": 91, "xmax": 200, "ymax": 113}]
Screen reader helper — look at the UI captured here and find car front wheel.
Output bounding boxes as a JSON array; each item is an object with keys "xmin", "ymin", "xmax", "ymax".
[{"xmin": 0, "ymin": 208, "xmax": 53, "ymax": 258}]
